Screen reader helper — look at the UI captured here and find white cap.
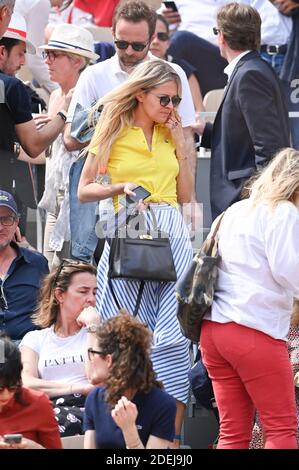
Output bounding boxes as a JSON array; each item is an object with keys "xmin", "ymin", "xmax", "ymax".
[{"xmin": 3, "ymin": 12, "xmax": 36, "ymax": 54}]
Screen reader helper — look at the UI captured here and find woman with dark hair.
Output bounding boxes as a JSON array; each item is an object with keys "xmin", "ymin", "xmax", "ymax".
[
  {"xmin": 0, "ymin": 334, "xmax": 61, "ymax": 449},
  {"xmin": 20, "ymin": 260, "xmax": 97, "ymax": 436},
  {"xmin": 81, "ymin": 310, "xmax": 176, "ymax": 449}
]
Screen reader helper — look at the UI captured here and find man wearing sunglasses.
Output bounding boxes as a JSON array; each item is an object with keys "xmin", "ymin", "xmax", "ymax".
[
  {"xmin": 64, "ymin": 1, "xmax": 197, "ymax": 263},
  {"xmin": 0, "ymin": 190, "xmax": 48, "ymax": 343}
]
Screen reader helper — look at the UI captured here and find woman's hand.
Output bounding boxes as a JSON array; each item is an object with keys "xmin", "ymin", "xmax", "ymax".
[
  {"xmin": 165, "ymin": 110, "xmax": 185, "ymax": 146},
  {"xmin": 123, "ymin": 182, "xmax": 138, "ymax": 197},
  {"xmin": 0, "ymin": 436, "xmax": 43, "ymax": 449},
  {"xmin": 272, "ymin": 0, "xmax": 299, "ymax": 15},
  {"xmin": 160, "ymin": 7, "xmax": 181, "ymax": 25},
  {"xmin": 190, "ymin": 113, "xmax": 206, "ymax": 136},
  {"xmin": 76, "ymin": 306, "xmax": 100, "ymax": 328},
  {"xmin": 111, "ymin": 396, "xmax": 138, "ymax": 432}
]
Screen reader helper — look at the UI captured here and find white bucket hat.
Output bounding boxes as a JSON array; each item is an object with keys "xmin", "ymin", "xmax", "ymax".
[
  {"xmin": 3, "ymin": 12, "xmax": 36, "ymax": 55},
  {"xmin": 39, "ymin": 24, "xmax": 99, "ymax": 62}
]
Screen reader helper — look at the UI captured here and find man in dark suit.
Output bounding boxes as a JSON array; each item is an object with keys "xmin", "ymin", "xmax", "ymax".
[{"xmin": 194, "ymin": 2, "xmax": 290, "ymax": 220}]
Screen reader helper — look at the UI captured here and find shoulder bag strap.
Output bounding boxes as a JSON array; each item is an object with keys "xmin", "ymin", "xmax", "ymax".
[
  {"xmin": 108, "ymin": 279, "xmax": 145, "ymax": 317},
  {"xmin": 205, "ymin": 211, "xmax": 226, "ymax": 257}
]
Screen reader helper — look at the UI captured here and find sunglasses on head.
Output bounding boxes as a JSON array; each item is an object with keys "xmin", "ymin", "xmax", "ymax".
[
  {"xmin": 149, "ymin": 92, "xmax": 182, "ymax": 108},
  {"xmin": 114, "ymin": 40, "xmax": 148, "ymax": 52},
  {"xmin": 53, "ymin": 258, "xmax": 91, "ymax": 286},
  {"xmin": 213, "ymin": 27, "xmax": 220, "ymax": 36},
  {"xmin": 156, "ymin": 32, "xmax": 169, "ymax": 41}
]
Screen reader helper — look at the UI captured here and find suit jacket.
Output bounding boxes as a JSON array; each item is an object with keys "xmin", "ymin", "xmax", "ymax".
[{"xmin": 201, "ymin": 51, "xmax": 290, "ymax": 220}]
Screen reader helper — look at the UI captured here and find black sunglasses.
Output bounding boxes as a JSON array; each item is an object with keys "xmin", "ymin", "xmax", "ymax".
[
  {"xmin": 156, "ymin": 32, "xmax": 169, "ymax": 41},
  {"xmin": 114, "ymin": 40, "xmax": 148, "ymax": 52},
  {"xmin": 0, "ymin": 385, "xmax": 19, "ymax": 392},
  {"xmin": 213, "ymin": 27, "xmax": 220, "ymax": 36},
  {"xmin": 53, "ymin": 258, "xmax": 91, "ymax": 285},
  {"xmin": 149, "ymin": 92, "xmax": 182, "ymax": 108},
  {"xmin": 87, "ymin": 348, "xmax": 106, "ymax": 361}
]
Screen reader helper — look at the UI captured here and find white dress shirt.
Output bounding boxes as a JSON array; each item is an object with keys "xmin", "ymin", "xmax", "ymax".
[
  {"xmin": 224, "ymin": 50, "xmax": 251, "ymax": 81},
  {"xmin": 206, "ymin": 198, "xmax": 299, "ymax": 340},
  {"xmin": 242, "ymin": 0, "xmax": 292, "ymax": 45},
  {"xmin": 158, "ymin": 0, "xmax": 231, "ymax": 45}
]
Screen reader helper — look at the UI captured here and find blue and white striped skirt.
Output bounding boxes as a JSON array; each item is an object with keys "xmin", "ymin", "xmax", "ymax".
[{"xmin": 96, "ymin": 204, "xmax": 193, "ymax": 403}]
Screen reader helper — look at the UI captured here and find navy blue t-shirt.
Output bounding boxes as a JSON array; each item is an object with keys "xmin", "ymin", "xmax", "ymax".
[
  {"xmin": 84, "ymin": 386, "xmax": 176, "ymax": 449},
  {"xmin": 0, "ymin": 72, "xmax": 32, "ymax": 152},
  {"xmin": 0, "ymin": 243, "xmax": 49, "ymax": 340}
]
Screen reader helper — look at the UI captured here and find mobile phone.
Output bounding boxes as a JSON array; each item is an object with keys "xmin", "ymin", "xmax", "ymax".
[
  {"xmin": 3, "ymin": 433, "xmax": 23, "ymax": 444},
  {"xmin": 119, "ymin": 186, "xmax": 151, "ymax": 207},
  {"xmin": 162, "ymin": 1, "xmax": 178, "ymax": 12}
]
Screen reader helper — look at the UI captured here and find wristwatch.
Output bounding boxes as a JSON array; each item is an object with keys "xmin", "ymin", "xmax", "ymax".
[
  {"xmin": 86, "ymin": 324, "xmax": 99, "ymax": 333},
  {"xmin": 57, "ymin": 110, "xmax": 67, "ymax": 122}
]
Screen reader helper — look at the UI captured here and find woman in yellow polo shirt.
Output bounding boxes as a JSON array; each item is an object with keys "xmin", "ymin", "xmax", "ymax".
[{"xmin": 78, "ymin": 60, "xmax": 193, "ymax": 445}]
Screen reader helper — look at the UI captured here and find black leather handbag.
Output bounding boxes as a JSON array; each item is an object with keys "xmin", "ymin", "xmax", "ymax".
[{"xmin": 108, "ymin": 207, "xmax": 177, "ymax": 315}]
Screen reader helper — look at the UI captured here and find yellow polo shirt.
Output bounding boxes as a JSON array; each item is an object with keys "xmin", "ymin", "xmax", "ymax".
[{"xmin": 91, "ymin": 125, "xmax": 179, "ymax": 211}]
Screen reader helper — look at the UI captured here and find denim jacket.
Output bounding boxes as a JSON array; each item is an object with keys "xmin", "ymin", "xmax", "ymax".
[{"xmin": 69, "ymin": 155, "xmax": 98, "ymax": 262}]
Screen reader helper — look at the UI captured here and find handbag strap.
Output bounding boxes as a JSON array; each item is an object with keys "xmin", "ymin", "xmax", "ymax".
[
  {"xmin": 124, "ymin": 205, "xmax": 159, "ymax": 232},
  {"xmin": 205, "ymin": 211, "xmax": 226, "ymax": 257},
  {"xmin": 108, "ymin": 279, "xmax": 145, "ymax": 317}
]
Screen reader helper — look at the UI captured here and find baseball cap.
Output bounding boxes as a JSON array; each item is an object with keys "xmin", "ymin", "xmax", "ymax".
[{"xmin": 0, "ymin": 190, "xmax": 18, "ymax": 216}]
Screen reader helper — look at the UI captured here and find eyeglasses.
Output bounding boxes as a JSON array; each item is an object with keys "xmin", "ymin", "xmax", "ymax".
[
  {"xmin": 53, "ymin": 258, "xmax": 91, "ymax": 286},
  {"xmin": 0, "ymin": 216, "xmax": 18, "ymax": 226},
  {"xmin": 149, "ymin": 92, "xmax": 182, "ymax": 108},
  {"xmin": 114, "ymin": 40, "xmax": 149, "ymax": 52},
  {"xmin": 0, "ymin": 385, "xmax": 18, "ymax": 392},
  {"xmin": 213, "ymin": 27, "xmax": 220, "ymax": 36},
  {"xmin": 0, "ymin": 283, "xmax": 8, "ymax": 311},
  {"xmin": 41, "ymin": 51, "xmax": 69, "ymax": 61},
  {"xmin": 155, "ymin": 32, "xmax": 169, "ymax": 41},
  {"xmin": 87, "ymin": 348, "xmax": 106, "ymax": 361}
]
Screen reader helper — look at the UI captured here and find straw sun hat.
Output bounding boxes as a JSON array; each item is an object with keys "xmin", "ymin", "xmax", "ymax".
[{"xmin": 39, "ymin": 23, "xmax": 99, "ymax": 62}]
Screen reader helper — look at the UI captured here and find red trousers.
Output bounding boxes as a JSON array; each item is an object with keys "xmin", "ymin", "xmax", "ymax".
[{"xmin": 200, "ymin": 320, "xmax": 297, "ymax": 449}]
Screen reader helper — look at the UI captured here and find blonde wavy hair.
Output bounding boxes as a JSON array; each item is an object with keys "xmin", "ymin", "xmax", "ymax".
[
  {"xmin": 250, "ymin": 147, "xmax": 299, "ymax": 208},
  {"xmin": 86, "ymin": 59, "xmax": 181, "ymax": 168}
]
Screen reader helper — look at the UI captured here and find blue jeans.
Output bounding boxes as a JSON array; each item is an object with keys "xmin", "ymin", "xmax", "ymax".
[
  {"xmin": 69, "ymin": 156, "xmax": 98, "ymax": 262},
  {"xmin": 261, "ymin": 51, "xmax": 299, "ymax": 149}
]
